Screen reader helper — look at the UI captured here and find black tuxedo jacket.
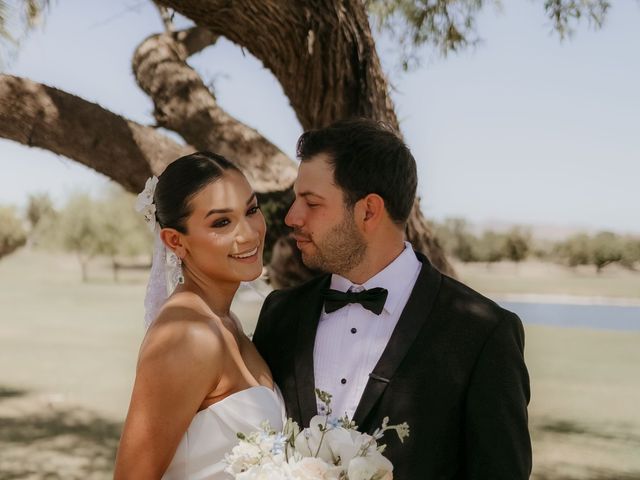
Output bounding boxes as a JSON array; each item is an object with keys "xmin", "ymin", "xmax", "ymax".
[{"xmin": 253, "ymin": 252, "xmax": 532, "ymax": 479}]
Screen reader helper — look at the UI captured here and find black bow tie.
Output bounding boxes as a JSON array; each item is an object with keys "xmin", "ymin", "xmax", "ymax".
[{"xmin": 322, "ymin": 287, "xmax": 389, "ymax": 315}]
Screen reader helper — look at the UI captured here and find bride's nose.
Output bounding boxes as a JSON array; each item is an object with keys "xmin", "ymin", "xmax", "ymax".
[{"xmin": 236, "ymin": 216, "xmax": 260, "ymax": 244}]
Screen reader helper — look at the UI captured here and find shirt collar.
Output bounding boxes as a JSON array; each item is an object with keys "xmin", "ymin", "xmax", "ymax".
[{"xmin": 329, "ymin": 242, "xmax": 421, "ymax": 316}]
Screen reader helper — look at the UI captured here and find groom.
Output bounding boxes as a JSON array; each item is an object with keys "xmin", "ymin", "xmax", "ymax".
[{"xmin": 253, "ymin": 118, "xmax": 532, "ymax": 479}]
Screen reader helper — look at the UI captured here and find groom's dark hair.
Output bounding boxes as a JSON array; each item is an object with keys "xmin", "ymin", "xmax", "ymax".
[
  {"xmin": 154, "ymin": 151, "xmax": 240, "ymax": 233},
  {"xmin": 296, "ymin": 118, "xmax": 417, "ymax": 225}
]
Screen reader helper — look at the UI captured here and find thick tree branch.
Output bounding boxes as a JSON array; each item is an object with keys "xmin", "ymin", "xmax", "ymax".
[
  {"xmin": 0, "ymin": 74, "xmax": 192, "ymax": 192},
  {"xmin": 153, "ymin": 0, "xmax": 455, "ymax": 276},
  {"xmin": 132, "ymin": 26, "xmax": 297, "ymax": 193},
  {"xmin": 155, "ymin": 0, "xmax": 398, "ymax": 132}
]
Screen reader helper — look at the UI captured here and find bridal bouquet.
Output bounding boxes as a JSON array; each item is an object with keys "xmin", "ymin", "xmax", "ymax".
[{"xmin": 225, "ymin": 390, "xmax": 409, "ymax": 480}]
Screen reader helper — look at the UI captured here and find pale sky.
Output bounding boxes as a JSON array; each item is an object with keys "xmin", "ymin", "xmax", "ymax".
[{"xmin": 1, "ymin": 0, "xmax": 639, "ymax": 234}]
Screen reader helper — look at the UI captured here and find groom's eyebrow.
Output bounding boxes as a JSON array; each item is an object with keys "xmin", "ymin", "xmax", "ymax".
[
  {"xmin": 299, "ymin": 191, "xmax": 325, "ymax": 200},
  {"xmin": 203, "ymin": 193, "xmax": 257, "ymax": 218}
]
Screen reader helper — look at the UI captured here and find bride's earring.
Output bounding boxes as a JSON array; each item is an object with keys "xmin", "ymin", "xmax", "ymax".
[
  {"xmin": 166, "ymin": 250, "xmax": 185, "ymax": 287},
  {"xmin": 176, "ymin": 257, "xmax": 185, "ymax": 285}
]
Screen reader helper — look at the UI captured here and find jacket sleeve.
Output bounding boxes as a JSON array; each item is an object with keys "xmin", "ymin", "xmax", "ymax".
[{"xmin": 465, "ymin": 310, "xmax": 532, "ymax": 479}]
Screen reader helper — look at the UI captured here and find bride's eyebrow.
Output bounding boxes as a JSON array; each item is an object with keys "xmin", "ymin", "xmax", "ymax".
[{"xmin": 203, "ymin": 193, "xmax": 257, "ymax": 219}]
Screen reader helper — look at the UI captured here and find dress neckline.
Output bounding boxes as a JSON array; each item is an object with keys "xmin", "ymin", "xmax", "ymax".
[{"xmin": 199, "ymin": 385, "xmax": 276, "ymax": 413}]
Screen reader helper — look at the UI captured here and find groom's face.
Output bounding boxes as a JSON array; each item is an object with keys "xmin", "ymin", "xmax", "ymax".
[{"xmin": 285, "ymin": 154, "xmax": 366, "ymax": 275}]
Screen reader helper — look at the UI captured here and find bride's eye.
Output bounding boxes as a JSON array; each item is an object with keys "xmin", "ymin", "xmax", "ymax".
[
  {"xmin": 212, "ymin": 218, "xmax": 231, "ymax": 228},
  {"xmin": 247, "ymin": 205, "xmax": 261, "ymax": 215}
]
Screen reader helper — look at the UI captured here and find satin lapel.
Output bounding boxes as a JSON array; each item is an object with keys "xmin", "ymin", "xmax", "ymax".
[
  {"xmin": 294, "ymin": 275, "xmax": 331, "ymax": 426},
  {"xmin": 352, "ymin": 253, "xmax": 442, "ymax": 428}
]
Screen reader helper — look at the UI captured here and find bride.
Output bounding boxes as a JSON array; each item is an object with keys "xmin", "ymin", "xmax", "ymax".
[{"xmin": 114, "ymin": 152, "xmax": 284, "ymax": 479}]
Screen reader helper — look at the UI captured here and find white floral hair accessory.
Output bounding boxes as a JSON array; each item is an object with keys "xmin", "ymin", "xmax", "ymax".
[
  {"xmin": 135, "ymin": 176, "xmax": 159, "ymax": 232},
  {"xmin": 135, "ymin": 175, "xmax": 183, "ymax": 329}
]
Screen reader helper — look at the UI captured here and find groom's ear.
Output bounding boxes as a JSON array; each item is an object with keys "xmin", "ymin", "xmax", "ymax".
[
  {"xmin": 160, "ymin": 228, "xmax": 187, "ymax": 259},
  {"xmin": 355, "ymin": 194, "xmax": 385, "ymax": 232}
]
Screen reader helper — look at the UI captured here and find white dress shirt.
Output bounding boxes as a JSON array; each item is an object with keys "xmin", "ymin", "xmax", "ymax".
[{"xmin": 313, "ymin": 242, "xmax": 422, "ymax": 419}]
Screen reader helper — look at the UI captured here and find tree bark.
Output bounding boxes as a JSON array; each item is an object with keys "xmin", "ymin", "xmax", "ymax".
[
  {"xmin": 156, "ymin": 0, "xmax": 398, "ymax": 131},
  {"xmin": 132, "ymin": 27, "xmax": 297, "ymax": 193},
  {"xmin": 155, "ymin": 0, "xmax": 455, "ymax": 276},
  {"xmin": 406, "ymin": 198, "xmax": 454, "ymax": 274},
  {"xmin": 0, "ymin": 74, "xmax": 191, "ymax": 192}
]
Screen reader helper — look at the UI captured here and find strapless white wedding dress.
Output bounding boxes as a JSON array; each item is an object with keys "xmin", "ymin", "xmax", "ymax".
[{"xmin": 163, "ymin": 385, "xmax": 286, "ymax": 480}]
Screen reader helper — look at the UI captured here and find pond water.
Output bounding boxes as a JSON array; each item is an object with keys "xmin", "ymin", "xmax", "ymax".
[{"xmin": 500, "ymin": 301, "xmax": 640, "ymax": 331}]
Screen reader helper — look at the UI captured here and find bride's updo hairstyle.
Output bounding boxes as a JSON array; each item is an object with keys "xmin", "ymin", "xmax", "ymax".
[{"xmin": 154, "ymin": 151, "xmax": 240, "ymax": 233}]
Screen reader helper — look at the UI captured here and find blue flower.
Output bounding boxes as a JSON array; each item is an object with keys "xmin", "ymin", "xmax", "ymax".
[
  {"xmin": 327, "ymin": 417, "xmax": 340, "ymax": 429},
  {"xmin": 270, "ymin": 433, "xmax": 287, "ymax": 455}
]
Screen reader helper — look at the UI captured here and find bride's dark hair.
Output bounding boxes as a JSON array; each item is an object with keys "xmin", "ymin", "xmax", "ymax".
[{"xmin": 154, "ymin": 151, "xmax": 240, "ymax": 233}]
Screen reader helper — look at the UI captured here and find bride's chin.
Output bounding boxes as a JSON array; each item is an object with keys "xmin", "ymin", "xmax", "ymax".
[
  {"xmin": 244, "ymin": 272, "xmax": 262, "ymax": 282},
  {"xmin": 228, "ymin": 254, "xmax": 264, "ymax": 280},
  {"xmin": 225, "ymin": 263, "xmax": 263, "ymax": 283},
  {"xmin": 242, "ymin": 264, "xmax": 264, "ymax": 282}
]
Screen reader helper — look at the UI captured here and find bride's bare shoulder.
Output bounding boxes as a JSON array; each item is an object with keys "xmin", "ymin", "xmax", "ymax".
[
  {"xmin": 138, "ymin": 292, "xmax": 226, "ymax": 367},
  {"xmin": 156, "ymin": 290, "xmax": 217, "ymax": 323}
]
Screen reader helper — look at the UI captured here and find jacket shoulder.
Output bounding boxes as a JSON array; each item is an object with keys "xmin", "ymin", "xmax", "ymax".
[
  {"xmin": 436, "ymin": 273, "xmax": 522, "ymax": 333},
  {"xmin": 261, "ymin": 274, "xmax": 330, "ymax": 317}
]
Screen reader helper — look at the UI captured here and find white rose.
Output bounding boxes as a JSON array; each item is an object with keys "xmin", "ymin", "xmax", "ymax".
[
  {"xmin": 236, "ymin": 462, "xmax": 295, "ymax": 480},
  {"xmin": 366, "ymin": 450, "xmax": 393, "ymax": 476},
  {"xmin": 257, "ymin": 437, "xmax": 275, "ymax": 454},
  {"xmin": 294, "ymin": 430, "xmax": 313, "ymax": 458},
  {"xmin": 346, "ymin": 456, "xmax": 378, "ymax": 480},
  {"xmin": 295, "ymin": 416, "xmax": 335, "ymax": 461},
  {"xmin": 289, "ymin": 457, "xmax": 340, "ymax": 480},
  {"xmin": 324, "ymin": 428, "xmax": 381, "ymax": 467},
  {"xmin": 346, "ymin": 452, "xmax": 393, "ymax": 480},
  {"xmin": 322, "ymin": 427, "xmax": 359, "ymax": 465},
  {"xmin": 225, "ymin": 442, "xmax": 263, "ymax": 474}
]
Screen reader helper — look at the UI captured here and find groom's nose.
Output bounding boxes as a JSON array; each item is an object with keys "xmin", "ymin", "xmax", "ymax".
[{"xmin": 284, "ymin": 199, "xmax": 302, "ymax": 228}]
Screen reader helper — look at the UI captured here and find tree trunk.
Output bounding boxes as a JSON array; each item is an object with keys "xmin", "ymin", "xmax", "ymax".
[
  {"xmin": 112, "ymin": 257, "xmax": 119, "ymax": 283},
  {"xmin": 406, "ymin": 198, "xmax": 455, "ymax": 275},
  {"xmin": 78, "ymin": 255, "xmax": 89, "ymax": 283},
  {"xmin": 131, "ymin": 27, "xmax": 297, "ymax": 193},
  {"xmin": 156, "ymin": 1, "xmax": 398, "ymax": 131},
  {"xmin": 154, "ymin": 0, "xmax": 455, "ymax": 276}
]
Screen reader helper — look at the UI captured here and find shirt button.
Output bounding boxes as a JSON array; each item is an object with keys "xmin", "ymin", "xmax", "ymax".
[
  {"xmin": 351, "ymin": 327, "xmax": 357, "ymax": 334},
  {"xmin": 341, "ymin": 378, "xmax": 347, "ymax": 385}
]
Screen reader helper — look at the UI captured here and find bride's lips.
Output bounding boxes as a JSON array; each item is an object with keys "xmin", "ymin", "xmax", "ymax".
[{"xmin": 229, "ymin": 246, "xmax": 260, "ymax": 263}]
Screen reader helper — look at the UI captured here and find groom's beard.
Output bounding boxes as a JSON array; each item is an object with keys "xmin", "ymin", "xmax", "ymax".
[{"xmin": 296, "ymin": 211, "xmax": 367, "ymax": 276}]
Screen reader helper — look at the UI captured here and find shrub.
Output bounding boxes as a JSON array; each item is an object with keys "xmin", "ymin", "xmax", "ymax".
[{"xmin": 0, "ymin": 206, "xmax": 27, "ymax": 260}]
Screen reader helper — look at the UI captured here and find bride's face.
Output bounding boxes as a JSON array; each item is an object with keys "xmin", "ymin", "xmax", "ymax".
[{"xmin": 179, "ymin": 170, "xmax": 266, "ymax": 283}]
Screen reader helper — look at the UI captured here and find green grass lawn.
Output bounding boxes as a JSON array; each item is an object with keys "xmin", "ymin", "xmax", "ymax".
[
  {"xmin": 1, "ymin": 249, "xmax": 639, "ymax": 479},
  {"xmin": 525, "ymin": 326, "xmax": 640, "ymax": 479}
]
